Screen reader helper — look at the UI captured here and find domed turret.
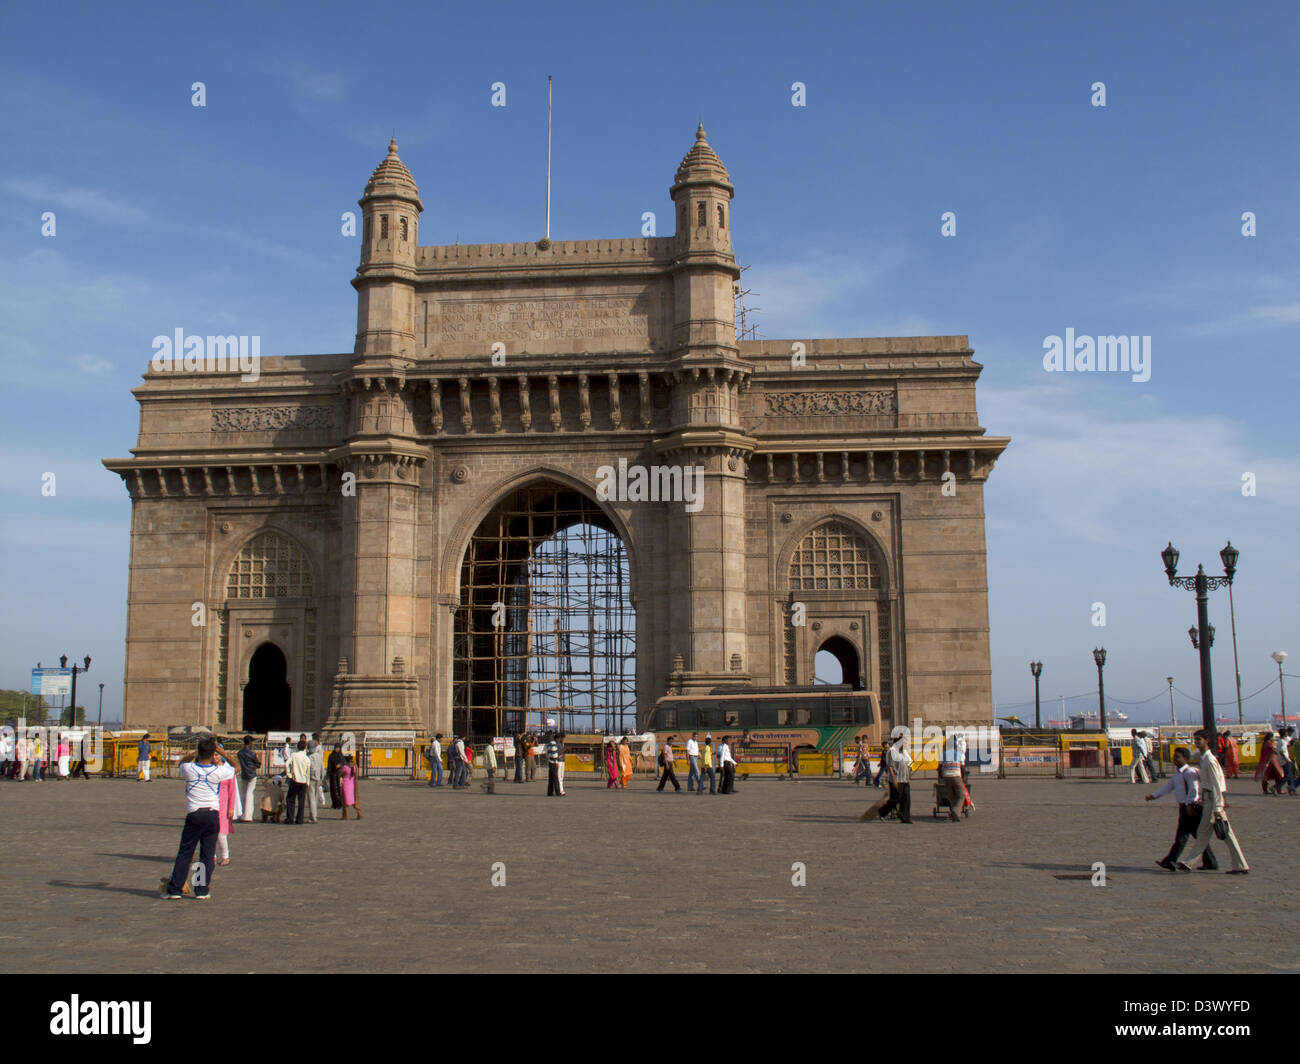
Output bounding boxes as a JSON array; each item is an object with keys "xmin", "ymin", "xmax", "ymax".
[
  {"xmin": 353, "ymin": 138, "xmax": 423, "ymax": 358},
  {"xmin": 670, "ymin": 124, "xmax": 734, "ymax": 253},
  {"xmin": 359, "ymin": 138, "xmax": 422, "ymax": 269}
]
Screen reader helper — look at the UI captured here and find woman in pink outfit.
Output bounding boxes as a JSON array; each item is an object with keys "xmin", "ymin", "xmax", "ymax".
[
  {"xmin": 340, "ymin": 755, "xmax": 362, "ymax": 819},
  {"xmin": 217, "ymin": 772, "xmax": 240, "ymax": 864},
  {"xmin": 605, "ymin": 741, "xmax": 621, "ymax": 789}
]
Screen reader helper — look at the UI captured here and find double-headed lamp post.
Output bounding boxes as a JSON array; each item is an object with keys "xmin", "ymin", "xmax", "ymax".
[
  {"xmin": 60, "ymin": 654, "xmax": 92, "ymax": 727},
  {"xmin": 1162, "ymin": 541, "xmax": 1237, "ymax": 741},
  {"xmin": 1030, "ymin": 661, "xmax": 1043, "ymax": 730},
  {"xmin": 1093, "ymin": 648, "xmax": 1109, "ymax": 777},
  {"xmin": 1274, "ymin": 651, "xmax": 1289, "ymax": 725}
]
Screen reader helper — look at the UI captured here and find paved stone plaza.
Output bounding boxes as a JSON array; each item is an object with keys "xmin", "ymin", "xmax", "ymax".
[{"xmin": 3, "ymin": 774, "xmax": 1294, "ymax": 973}]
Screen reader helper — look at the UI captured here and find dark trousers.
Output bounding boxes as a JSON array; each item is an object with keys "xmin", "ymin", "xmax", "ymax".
[
  {"xmin": 1166, "ymin": 804, "xmax": 1217, "ymax": 868},
  {"xmin": 328, "ymin": 770, "xmax": 341, "ymax": 807},
  {"xmin": 878, "ymin": 781, "xmax": 912, "ymax": 822},
  {"xmin": 514, "ymin": 757, "xmax": 523, "ymax": 783},
  {"xmin": 286, "ymin": 781, "xmax": 306, "ymax": 824},
  {"xmin": 547, "ymin": 762, "xmax": 561, "ymax": 796},
  {"xmin": 72, "ymin": 759, "xmax": 90, "ymax": 779},
  {"xmin": 720, "ymin": 763, "xmax": 736, "ymax": 793},
  {"xmin": 167, "ymin": 809, "xmax": 219, "ymax": 896},
  {"xmin": 657, "ymin": 764, "xmax": 681, "ymax": 791}
]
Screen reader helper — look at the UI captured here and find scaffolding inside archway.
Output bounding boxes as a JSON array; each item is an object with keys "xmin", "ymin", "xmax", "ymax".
[{"xmin": 453, "ymin": 485, "xmax": 635, "ymax": 739}]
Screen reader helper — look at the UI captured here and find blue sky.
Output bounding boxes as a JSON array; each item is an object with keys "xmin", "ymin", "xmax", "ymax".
[{"xmin": 2, "ymin": 0, "xmax": 1297, "ymax": 726}]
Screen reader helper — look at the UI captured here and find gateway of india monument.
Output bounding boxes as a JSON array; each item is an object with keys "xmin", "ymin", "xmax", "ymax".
[{"xmin": 104, "ymin": 126, "xmax": 1008, "ymax": 739}]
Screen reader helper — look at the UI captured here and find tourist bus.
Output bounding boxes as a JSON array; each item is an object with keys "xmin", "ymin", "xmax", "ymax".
[{"xmin": 647, "ymin": 686, "xmax": 882, "ymax": 774}]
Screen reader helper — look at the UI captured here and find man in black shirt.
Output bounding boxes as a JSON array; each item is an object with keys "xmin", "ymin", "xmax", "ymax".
[{"xmin": 237, "ymin": 735, "xmax": 260, "ymax": 822}]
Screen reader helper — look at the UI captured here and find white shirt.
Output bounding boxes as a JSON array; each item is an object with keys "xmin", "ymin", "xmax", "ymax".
[
  {"xmin": 1194, "ymin": 749, "xmax": 1227, "ymax": 814},
  {"xmin": 718, "ymin": 742, "xmax": 736, "ymax": 767},
  {"xmin": 1151, "ymin": 763, "xmax": 1200, "ymax": 804},
  {"xmin": 430, "ymin": 739, "xmax": 442, "ymax": 760},
  {"xmin": 180, "ymin": 760, "xmax": 236, "ymax": 813},
  {"xmin": 685, "ymin": 739, "xmax": 699, "ymax": 757}
]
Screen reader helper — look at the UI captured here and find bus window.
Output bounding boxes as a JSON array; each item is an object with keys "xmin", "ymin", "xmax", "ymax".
[
  {"xmin": 794, "ymin": 707, "xmax": 811, "ymax": 725},
  {"xmin": 776, "ymin": 708, "xmax": 791, "ymax": 725},
  {"xmin": 724, "ymin": 709, "xmax": 739, "ymax": 726},
  {"xmin": 661, "ymin": 709, "xmax": 677, "ymax": 729}
]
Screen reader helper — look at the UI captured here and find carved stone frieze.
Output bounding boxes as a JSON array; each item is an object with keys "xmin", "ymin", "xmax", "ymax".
[
  {"xmin": 212, "ymin": 405, "xmax": 337, "ymax": 433},
  {"xmin": 763, "ymin": 390, "xmax": 896, "ymax": 417}
]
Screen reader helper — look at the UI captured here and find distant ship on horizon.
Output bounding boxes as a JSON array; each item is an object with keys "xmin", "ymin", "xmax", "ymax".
[{"xmin": 1069, "ymin": 709, "xmax": 1129, "ymax": 728}]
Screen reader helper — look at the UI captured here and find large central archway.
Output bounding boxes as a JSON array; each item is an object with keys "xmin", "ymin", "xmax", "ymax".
[{"xmin": 453, "ymin": 482, "xmax": 635, "ymax": 738}]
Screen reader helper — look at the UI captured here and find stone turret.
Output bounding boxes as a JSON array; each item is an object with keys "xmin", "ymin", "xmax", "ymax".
[
  {"xmin": 353, "ymin": 138, "xmax": 423, "ymax": 358},
  {"xmin": 668, "ymin": 124, "xmax": 740, "ymax": 362}
]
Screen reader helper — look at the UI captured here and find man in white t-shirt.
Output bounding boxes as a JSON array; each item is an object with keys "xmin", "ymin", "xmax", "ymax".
[
  {"xmin": 685, "ymin": 733, "xmax": 701, "ymax": 792},
  {"xmin": 161, "ymin": 738, "xmax": 236, "ymax": 900}
]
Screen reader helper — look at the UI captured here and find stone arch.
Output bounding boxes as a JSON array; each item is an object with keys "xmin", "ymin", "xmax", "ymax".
[
  {"xmin": 447, "ymin": 474, "xmax": 638, "ymax": 738},
  {"xmin": 777, "ymin": 515, "xmax": 897, "ymax": 724},
  {"xmin": 215, "ymin": 528, "xmax": 318, "ymax": 731},
  {"xmin": 440, "ymin": 466, "xmax": 640, "ymax": 605},
  {"xmin": 815, "ymin": 634, "xmax": 862, "ymax": 688},
  {"xmin": 242, "ymin": 640, "xmax": 291, "ymax": 732}
]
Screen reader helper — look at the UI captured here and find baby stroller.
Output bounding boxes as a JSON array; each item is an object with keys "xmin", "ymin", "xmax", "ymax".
[{"xmin": 932, "ymin": 764, "xmax": 974, "ymax": 819}]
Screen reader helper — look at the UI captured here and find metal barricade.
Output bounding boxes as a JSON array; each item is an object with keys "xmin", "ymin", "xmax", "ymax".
[{"xmin": 999, "ymin": 732, "xmax": 1063, "ymax": 778}]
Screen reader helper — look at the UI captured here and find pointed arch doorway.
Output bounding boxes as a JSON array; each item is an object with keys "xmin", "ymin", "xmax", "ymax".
[
  {"xmin": 815, "ymin": 635, "xmax": 862, "ymax": 688},
  {"xmin": 243, "ymin": 642, "xmax": 291, "ymax": 733}
]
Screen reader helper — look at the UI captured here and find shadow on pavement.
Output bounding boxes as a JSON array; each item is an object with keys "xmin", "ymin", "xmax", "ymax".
[{"xmin": 49, "ymin": 880, "xmax": 162, "ymax": 899}]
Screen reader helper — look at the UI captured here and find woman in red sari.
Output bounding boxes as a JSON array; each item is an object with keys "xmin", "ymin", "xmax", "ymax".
[{"xmin": 1256, "ymin": 733, "xmax": 1285, "ymax": 795}]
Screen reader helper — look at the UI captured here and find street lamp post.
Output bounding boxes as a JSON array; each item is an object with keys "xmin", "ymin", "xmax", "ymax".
[
  {"xmin": 1274, "ymin": 651, "xmax": 1289, "ymax": 725},
  {"xmin": 1030, "ymin": 661, "xmax": 1043, "ymax": 730},
  {"xmin": 97, "ymin": 683, "xmax": 105, "ymax": 728},
  {"xmin": 60, "ymin": 654, "xmax": 92, "ymax": 728},
  {"xmin": 1166, "ymin": 676, "xmax": 1175, "ymax": 727},
  {"xmin": 1093, "ymin": 647, "xmax": 1109, "ymax": 777},
  {"xmin": 1162, "ymin": 542, "xmax": 1236, "ymax": 742}
]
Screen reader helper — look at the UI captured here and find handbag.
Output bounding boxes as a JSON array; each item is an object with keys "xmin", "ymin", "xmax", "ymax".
[{"xmin": 1213, "ymin": 815, "xmax": 1229, "ymax": 841}]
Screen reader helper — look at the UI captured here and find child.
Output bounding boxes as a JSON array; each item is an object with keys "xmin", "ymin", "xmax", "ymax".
[
  {"xmin": 217, "ymin": 771, "xmax": 239, "ymax": 865},
  {"xmin": 340, "ymin": 755, "xmax": 362, "ymax": 819}
]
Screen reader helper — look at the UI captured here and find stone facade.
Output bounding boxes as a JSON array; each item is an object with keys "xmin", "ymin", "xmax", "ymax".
[{"xmin": 104, "ymin": 128, "xmax": 1009, "ymax": 736}]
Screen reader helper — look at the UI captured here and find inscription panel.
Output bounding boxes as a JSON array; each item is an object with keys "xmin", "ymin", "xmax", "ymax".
[{"xmin": 421, "ymin": 286, "xmax": 668, "ymax": 355}]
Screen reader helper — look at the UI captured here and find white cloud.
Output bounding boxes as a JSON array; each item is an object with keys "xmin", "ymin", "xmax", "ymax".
[{"xmin": 1, "ymin": 177, "xmax": 151, "ymax": 226}]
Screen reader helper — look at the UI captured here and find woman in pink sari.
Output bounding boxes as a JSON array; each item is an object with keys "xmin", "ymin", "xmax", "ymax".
[
  {"xmin": 1256, "ymin": 733, "xmax": 1285, "ymax": 795},
  {"xmin": 605, "ymin": 741, "xmax": 621, "ymax": 789}
]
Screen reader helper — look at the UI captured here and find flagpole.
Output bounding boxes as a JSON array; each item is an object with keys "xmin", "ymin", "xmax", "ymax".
[{"xmin": 545, "ymin": 75, "xmax": 552, "ymax": 241}]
